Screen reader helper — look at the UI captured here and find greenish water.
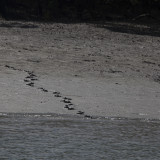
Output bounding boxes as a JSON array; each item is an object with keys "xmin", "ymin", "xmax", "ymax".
[{"xmin": 0, "ymin": 113, "xmax": 160, "ymax": 160}]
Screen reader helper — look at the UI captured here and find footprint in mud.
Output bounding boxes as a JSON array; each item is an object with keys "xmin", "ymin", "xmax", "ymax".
[
  {"xmin": 61, "ymin": 99, "xmax": 72, "ymax": 104},
  {"xmin": 53, "ymin": 91, "xmax": 60, "ymax": 94},
  {"xmin": 30, "ymin": 78, "xmax": 38, "ymax": 81},
  {"xmin": 24, "ymin": 70, "xmax": 31, "ymax": 73},
  {"xmin": 24, "ymin": 79, "xmax": 30, "ymax": 82},
  {"xmin": 27, "ymin": 72, "xmax": 37, "ymax": 78},
  {"xmin": 67, "ymin": 107, "xmax": 75, "ymax": 110},
  {"xmin": 26, "ymin": 75, "xmax": 33, "ymax": 79},
  {"xmin": 77, "ymin": 112, "xmax": 93, "ymax": 119},
  {"xmin": 5, "ymin": 65, "xmax": 15, "ymax": 70},
  {"xmin": 24, "ymin": 71, "xmax": 38, "ymax": 88},
  {"xmin": 77, "ymin": 111, "xmax": 84, "ymax": 115},
  {"xmin": 38, "ymin": 87, "xmax": 48, "ymax": 92},
  {"xmin": 53, "ymin": 91, "xmax": 61, "ymax": 97},
  {"xmin": 5, "ymin": 65, "xmax": 12, "ymax": 68},
  {"xmin": 5, "ymin": 65, "xmax": 21, "ymax": 71},
  {"xmin": 54, "ymin": 94, "xmax": 61, "ymax": 97},
  {"xmin": 25, "ymin": 76, "xmax": 38, "ymax": 83},
  {"xmin": 59, "ymin": 96, "xmax": 76, "ymax": 111},
  {"xmin": 26, "ymin": 82, "xmax": 34, "ymax": 87},
  {"xmin": 63, "ymin": 97, "xmax": 72, "ymax": 101},
  {"xmin": 84, "ymin": 115, "xmax": 93, "ymax": 119},
  {"xmin": 84, "ymin": 59, "xmax": 96, "ymax": 62},
  {"xmin": 64, "ymin": 105, "xmax": 75, "ymax": 110}
]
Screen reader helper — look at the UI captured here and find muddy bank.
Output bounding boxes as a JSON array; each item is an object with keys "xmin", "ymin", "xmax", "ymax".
[{"xmin": 0, "ymin": 20, "xmax": 160, "ymax": 119}]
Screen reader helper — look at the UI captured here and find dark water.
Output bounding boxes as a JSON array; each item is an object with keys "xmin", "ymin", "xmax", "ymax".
[{"xmin": 0, "ymin": 113, "xmax": 160, "ymax": 160}]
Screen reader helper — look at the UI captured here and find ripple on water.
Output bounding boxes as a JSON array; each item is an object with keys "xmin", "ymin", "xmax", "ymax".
[{"xmin": 0, "ymin": 113, "xmax": 160, "ymax": 160}]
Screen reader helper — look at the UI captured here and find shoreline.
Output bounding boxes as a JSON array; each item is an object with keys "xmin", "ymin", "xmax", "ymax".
[
  {"xmin": 1, "ymin": 112, "xmax": 160, "ymax": 121},
  {"xmin": 0, "ymin": 20, "xmax": 160, "ymax": 119}
]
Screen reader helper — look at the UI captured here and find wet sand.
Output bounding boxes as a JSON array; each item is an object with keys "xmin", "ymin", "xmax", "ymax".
[{"xmin": 0, "ymin": 20, "xmax": 160, "ymax": 119}]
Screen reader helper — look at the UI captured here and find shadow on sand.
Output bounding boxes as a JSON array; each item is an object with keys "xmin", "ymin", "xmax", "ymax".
[
  {"xmin": 0, "ymin": 21, "xmax": 38, "ymax": 29},
  {"xmin": 94, "ymin": 20, "xmax": 160, "ymax": 37}
]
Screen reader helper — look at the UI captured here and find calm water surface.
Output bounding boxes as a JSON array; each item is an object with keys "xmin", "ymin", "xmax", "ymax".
[{"xmin": 0, "ymin": 113, "xmax": 160, "ymax": 160}]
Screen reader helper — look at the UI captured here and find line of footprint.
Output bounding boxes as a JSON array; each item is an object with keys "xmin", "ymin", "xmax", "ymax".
[{"xmin": 4, "ymin": 65, "xmax": 93, "ymax": 119}]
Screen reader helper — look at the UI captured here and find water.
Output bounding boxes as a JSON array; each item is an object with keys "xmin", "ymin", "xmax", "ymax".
[{"xmin": 0, "ymin": 113, "xmax": 160, "ymax": 160}]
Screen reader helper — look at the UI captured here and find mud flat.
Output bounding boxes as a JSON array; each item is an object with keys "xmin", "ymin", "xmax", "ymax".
[{"xmin": 0, "ymin": 20, "xmax": 160, "ymax": 119}]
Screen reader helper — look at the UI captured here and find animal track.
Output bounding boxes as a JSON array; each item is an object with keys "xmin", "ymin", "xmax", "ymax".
[
  {"xmin": 26, "ymin": 82, "xmax": 34, "ymax": 87},
  {"xmin": 4, "ymin": 64, "xmax": 93, "ymax": 119},
  {"xmin": 5, "ymin": 65, "xmax": 22, "ymax": 71},
  {"xmin": 64, "ymin": 105, "xmax": 75, "ymax": 110},
  {"xmin": 63, "ymin": 97, "xmax": 72, "ymax": 101},
  {"xmin": 61, "ymin": 99, "xmax": 71, "ymax": 104},
  {"xmin": 54, "ymin": 94, "xmax": 61, "ymax": 97},
  {"xmin": 53, "ymin": 91, "xmax": 61, "ymax": 97},
  {"xmin": 24, "ymin": 71, "xmax": 37, "ymax": 88},
  {"xmin": 84, "ymin": 115, "xmax": 93, "ymax": 119},
  {"xmin": 24, "ymin": 79, "xmax": 30, "ymax": 82},
  {"xmin": 38, "ymin": 87, "xmax": 48, "ymax": 92},
  {"xmin": 77, "ymin": 111, "xmax": 84, "ymax": 115}
]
